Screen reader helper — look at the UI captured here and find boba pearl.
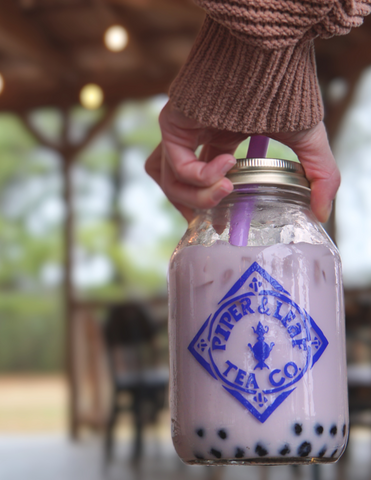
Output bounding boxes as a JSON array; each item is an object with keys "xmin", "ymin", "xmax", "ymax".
[
  {"xmin": 210, "ymin": 448, "xmax": 222, "ymax": 459},
  {"xmin": 318, "ymin": 447, "xmax": 327, "ymax": 458},
  {"xmin": 315, "ymin": 424, "xmax": 324, "ymax": 435},
  {"xmin": 235, "ymin": 447, "xmax": 245, "ymax": 459},
  {"xmin": 218, "ymin": 429, "xmax": 228, "ymax": 440},
  {"xmin": 298, "ymin": 441, "xmax": 312, "ymax": 457},
  {"xmin": 279, "ymin": 444, "xmax": 291, "ymax": 456},
  {"xmin": 294, "ymin": 423, "xmax": 303, "ymax": 435},
  {"xmin": 255, "ymin": 444, "xmax": 268, "ymax": 457}
]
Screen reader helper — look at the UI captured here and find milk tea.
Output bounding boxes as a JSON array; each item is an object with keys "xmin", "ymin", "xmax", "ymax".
[{"xmin": 168, "ymin": 241, "xmax": 348, "ymax": 465}]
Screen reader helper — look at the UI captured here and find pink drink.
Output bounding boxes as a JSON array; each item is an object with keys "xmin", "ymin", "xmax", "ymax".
[{"xmin": 168, "ymin": 241, "xmax": 348, "ymax": 464}]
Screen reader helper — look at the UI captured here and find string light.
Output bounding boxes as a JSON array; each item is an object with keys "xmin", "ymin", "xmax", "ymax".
[
  {"xmin": 104, "ymin": 25, "xmax": 128, "ymax": 52},
  {"xmin": 79, "ymin": 84, "xmax": 104, "ymax": 110}
]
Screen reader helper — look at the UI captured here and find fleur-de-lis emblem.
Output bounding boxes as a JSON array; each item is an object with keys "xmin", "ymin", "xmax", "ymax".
[
  {"xmin": 197, "ymin": 339, "xmax": 208, "ymax": 352},
  {"xmin": 249, "ymin": 277, "xmax": 262, "ymax": 292}
]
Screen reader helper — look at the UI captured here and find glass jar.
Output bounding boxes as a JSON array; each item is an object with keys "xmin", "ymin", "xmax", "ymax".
[{"xmin": 168, "ymin": 158, "xmax": 348, "ymax": 466}]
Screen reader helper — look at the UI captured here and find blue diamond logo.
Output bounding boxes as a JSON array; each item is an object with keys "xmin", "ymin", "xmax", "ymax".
[{"xmin": 188, "ymin": 262, "xmax": 328, "ymax": 423}]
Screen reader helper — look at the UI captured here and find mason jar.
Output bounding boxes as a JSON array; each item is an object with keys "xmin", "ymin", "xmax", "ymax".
[{"xmin": 168, "ymin": 158, "xmax": 348, "ymax": 465}]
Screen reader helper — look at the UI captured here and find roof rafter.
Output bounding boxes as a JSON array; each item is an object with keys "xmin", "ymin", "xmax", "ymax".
[{"xmin": 0, "ymin": 0, "xmax": 75, "ymax": 81}]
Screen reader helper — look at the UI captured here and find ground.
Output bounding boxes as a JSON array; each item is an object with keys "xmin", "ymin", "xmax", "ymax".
[
  {"xmin": 0, "ymin": 376, "xmax": 66, "ymax": 433},
  {"xmin": 1, "ymin": 376, "xmax": 371, "ymax": 480}
]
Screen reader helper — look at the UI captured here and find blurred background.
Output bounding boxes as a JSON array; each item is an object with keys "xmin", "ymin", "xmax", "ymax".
[{"xmin": 1, "ymin": 1, "xmax": 371, "ymax": 480}]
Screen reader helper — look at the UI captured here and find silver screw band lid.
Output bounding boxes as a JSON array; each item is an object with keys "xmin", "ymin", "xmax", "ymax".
[{"xmin": 227, "ymin": 158, "xmax": 310, "ymax": 190}]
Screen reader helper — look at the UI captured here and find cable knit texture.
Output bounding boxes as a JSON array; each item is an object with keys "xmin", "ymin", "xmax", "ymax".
[{"xmin": 169, "ymin": 0, "xmax": 371, "ymax": 133}]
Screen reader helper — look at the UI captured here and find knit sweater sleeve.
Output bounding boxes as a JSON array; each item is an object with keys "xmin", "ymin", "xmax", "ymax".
[{"xmin": 168, "ymin": 0, "xmax": 371, "ymax": 134}]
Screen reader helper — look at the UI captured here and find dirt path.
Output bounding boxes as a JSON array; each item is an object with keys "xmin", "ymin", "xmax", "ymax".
[{"xmin": 0, "ymin": 376, "xmax": 67, "ymax": 433}]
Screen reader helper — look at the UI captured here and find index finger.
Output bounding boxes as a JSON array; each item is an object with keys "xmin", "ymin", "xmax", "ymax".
[
  {"xmin": 162, "ymin": 136, "xmax": 236, "ymax": 188},
  {"xmin": 159, "ymin": 103, "xmax": 236, "ymax": 187}
]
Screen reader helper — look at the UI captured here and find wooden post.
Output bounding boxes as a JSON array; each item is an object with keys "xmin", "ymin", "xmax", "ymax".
[
  {"xmin": 21, "ymin": 106, "xmax": 116, "ymax": 439},
  {"xmin": 62, "ymin": 107, "xmax": 116, "ymax": 438},
  {"xmin": 62, "ymin": 154, "xmax": 78, "ymax": 438}
]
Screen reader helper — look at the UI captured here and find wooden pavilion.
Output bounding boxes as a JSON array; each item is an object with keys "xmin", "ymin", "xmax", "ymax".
[{"xmin": 0, "ymin": 0, "xmax": 371, "ymax": 438}]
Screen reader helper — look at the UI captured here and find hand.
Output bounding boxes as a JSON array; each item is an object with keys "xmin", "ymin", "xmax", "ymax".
[
  {"xmin": 146, "ymin": 101, "xmax": 340, "ymax": 224},
  {"xmin": 145, "ymin": 101, "xmax": 247, "ymax": 223},
  {"xmin": 270, "ymin": 123, "xmax": 340, "ymax": 223}
]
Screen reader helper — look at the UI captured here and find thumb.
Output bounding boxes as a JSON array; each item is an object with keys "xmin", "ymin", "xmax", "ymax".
[{"xmin": 272, "ymin": 123, "xmax": 341, "ymax": 223}]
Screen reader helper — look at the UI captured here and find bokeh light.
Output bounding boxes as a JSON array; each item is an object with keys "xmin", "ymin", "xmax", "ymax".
[
  {"xmin": 0, "ymin": 74, "xmax": 4, "ymax": 94},
  {"xmin": 79, "ymin": 84, "xmax": 104, "ymax": 110},
  {"xmin": 104, "ymin": 25, "xmax": 129, "ymax": 52}
]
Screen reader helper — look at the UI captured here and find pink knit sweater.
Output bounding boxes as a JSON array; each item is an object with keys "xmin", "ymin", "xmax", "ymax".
[{"xmin": 169, "ymin": 0, "xmax": 371, "ymax": 134}]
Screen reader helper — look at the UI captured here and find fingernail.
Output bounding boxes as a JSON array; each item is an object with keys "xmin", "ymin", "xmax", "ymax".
[
  {"xmin": 318, "ymin": 201, "xmax": 333, "ymax": 224},
  {"xmin": 212, "ymin": 179, "xmax": 234, "ymax": 203},
  {"xmin": 325, "ymin": 202, "xmax": 333, "ymax": 223},
  {"xmin": 221, "ymin": 158, "xmax": 237, "ymax": 175}
]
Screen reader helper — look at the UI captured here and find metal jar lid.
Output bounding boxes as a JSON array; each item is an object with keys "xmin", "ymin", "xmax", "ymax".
[{"xmin": 226, "ymin": 158, "xmax": 310, "ymax": 190}]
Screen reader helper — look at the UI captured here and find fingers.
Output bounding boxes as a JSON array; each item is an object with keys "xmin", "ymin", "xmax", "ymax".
[
  {"xmin": 161, "ymin": 149, "xmax": 234, "ymax": 210},
  {"xmin": 145, "ymin": 144, "xmax": 198, "ymax": 222},
  {"xmin": 163, "ymin": 142, "xmax": 236, "ymax": 187},
  {"xmin": 172, "ymin": 202, "xmax": 196, "ymax": 224},
  {"xmin": 160, "ymin": 101, "xmax": 241, "ymax": 186},
  {"xmin": 145, "ymin": 143, "xmax": 162, "ymax": 186},
  {"xmin": 307, "ymin": 165, "xmax": 340, "ymax": 225},
  {"xmin": 147, "ymin": 117, "xmax": 339, "ymax": 225},
  {"xmin": 144, "ymin": 101, "xmax": 246, "ymax": 220},
  {"xmin": 145, "ymin": 140, "xmax": 235, "ymax": 218},
  {"xmin": 272, "ymin": 122, "xmax": 341, "ymax": 223},
  {"xmin": 198, "ymin": 141, "xmax": 242, "ymax": 164}
]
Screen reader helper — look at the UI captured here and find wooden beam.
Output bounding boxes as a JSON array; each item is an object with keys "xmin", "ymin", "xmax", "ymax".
[
  {"xmin": 71, "ymin": 106, "xmax": 117, "ymax": 157},
  {"xmin": 0, "ymin": 72, "xmax": 175, "ymax": 112},
  {"xmin": 19, "ymin": 112, "xmax": 61, "ymax": 151},
  {"xmin": 0, "ymin": 0, "xmax": 74, "ymax": 80}
]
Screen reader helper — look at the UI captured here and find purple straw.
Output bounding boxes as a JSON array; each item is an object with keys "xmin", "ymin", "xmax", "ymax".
[
  {"xmin": 246, "ymin": 135, "xmax": 269, "ymax": 159},
  {"xmin": 229, "ymin": 136, "xmax": 270, "ymax": 246}
]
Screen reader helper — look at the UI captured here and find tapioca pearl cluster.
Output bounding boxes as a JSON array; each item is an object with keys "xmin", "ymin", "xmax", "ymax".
[
  {"xmin": 314, "ymin": 422, "xmax": 348, "ymax": 439},
  {"xmin": 194, "ymin": 428, "xmax": 206, "ymax": 459},
  {"xmin": 286, "ymin": 422, "xmax": 313, "ymax": 457},
  {"xmin": 193, "ymin": 426, "xmax": 307, "ymax": 460},
  {"xmin": 278, "ymin": 421, "xmax": 348, "ymax": 459},
  {"xmin": 194, "ymin": 427, "xmax": 234, "ymax": 460},
  {"xmin": 192, "ymin": 422, "xmax": 349, "ymax": 461},
  {"xmin": 194, "ymin": 427, "xmax": 252, "ymax": 460}
]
